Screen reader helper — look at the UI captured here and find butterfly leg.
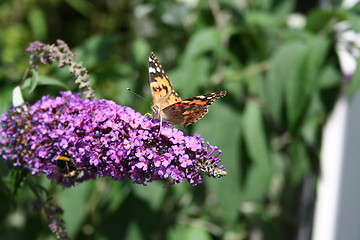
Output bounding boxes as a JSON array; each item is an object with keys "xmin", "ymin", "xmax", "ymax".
[
  {"xmin": 157, "ymin": 114, "xmax": 163, "ymax": 136},
  {"xmin": 151, "ymin": 105, "xmax": 163, "ymax": 136},
  {"xmin": 144, "ymin": 112, "xmax": 152, "ymax": 118}
]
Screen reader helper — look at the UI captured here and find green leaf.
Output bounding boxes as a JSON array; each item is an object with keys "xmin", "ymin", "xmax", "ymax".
[
  {"xmin": 125, "ymin": 222, "xmax": 143, "ymax": 240},
  {"xmin": 132, "ymin": 38, "xmax": 151, "ymax": 65},
  {"xmin": 273, "ymin": 0, "xmax": 294, "ymax": 18},
  {"xmin": 306, "ymin": 9, "xmax": 338, "ymax": 33},
  {"xmin": 10, "ymin": 167, "xmax": 29, "ymax": 196},
  {"xmin": 184, "ymin": 28, "xmax": 220, "ymax": 59},
  {"xmin": 347, "ymin": 12, "xmax": 360, "ymax": 32},
  {"xmin": 0, "ymin": 178, "xmax": 15, "ymax": 216},
  {"xmin": 223, "ymin": 68, "xmax": 245, "ymax": 99},
  {"xmin": 301, "ymin": 92, "xmax": 324, "ymax": 146},
  {"xmin": 64, "ymin": 0, "xmax": 91, "ymax": 16},
  {"xmin": 287, "ymin": 140, "xmax": 310, "ymax": 185},
  {"xmin": 0, "ymin": 86, "xmax": 13, "ymax": 114},
  {"xmin": 266, "ymin": 42, "xmax": 305, "ymax": 124},
  {"xmin": 195, "ymin": 100, "xmax": 242, "ymax": 223},
  {"xmin": 27, "ymin": 7, "xmax": 47, "ymax": 40},
  {"xmin": 245, "ymin": 11, "xmax": 281, "ymax": 28},
  {"xmin": 133, "ymin": 183, "xmax": 165, "ymax": 210},
  {"xmin": 242, "ymin": 166, "xmax": 271, "ymax": 201},
  {"xmin": 59, "ymin": 181, "xmax": 93, "ymax": 237},
  {"xmin": 268, "ymin": 37, "xmax": 330, "ymax": 129},
  {"xmin": 241, "ymin": 101, "xmax": 271, "ymax": 201},
  {"xmin": 168, "ymin": 224, "xmax": 211, "ymax": 240},
  {"xmin": 170, "ymin": 57, "xmax": 211, "ymax": 97},
  {"xmin": 318, "ymin": 65, "xmax": 341, "ymax": 89},
  {"xmin": 75, "ymin": 35, "xmax": 121, "ymax": 69},
  {"xmin": 285, "ymin": 37, "xmax": 329, "ymax": 129},
  {"xmin": 29, "ymin": 69, "xmax": 39, "ymax": 93},
  {"xmin": 23, "ymin": 75, "xmax": 69, "ymax": 90},
  {"xmin": 97, "ymin": 181, "xmax": 127, "ymax": 215}
]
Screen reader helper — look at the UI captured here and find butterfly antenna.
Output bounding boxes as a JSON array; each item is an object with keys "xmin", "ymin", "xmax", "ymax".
[
  {"xmin": 127, "ymin": 88, "xmax": 153, "ymax": 111},
  {"xmin": 127, "ymin": 88, "xmax": 147, "ymax": 101}
]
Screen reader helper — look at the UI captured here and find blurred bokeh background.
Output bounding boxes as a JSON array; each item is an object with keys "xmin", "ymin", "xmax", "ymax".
[{"xmin": 1, "ymin": 0, "xmax": 360, "ymax": 239}]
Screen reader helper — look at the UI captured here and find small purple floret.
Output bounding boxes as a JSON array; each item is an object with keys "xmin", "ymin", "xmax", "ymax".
[{"xmin": 0, "ymin": 92, "xmax": 226, "ymax": 187}]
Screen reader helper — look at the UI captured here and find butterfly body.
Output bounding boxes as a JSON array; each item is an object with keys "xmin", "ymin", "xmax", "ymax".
[{"xmin": 148, "ymin": 52, "xmax": 226, "ymax": 127}]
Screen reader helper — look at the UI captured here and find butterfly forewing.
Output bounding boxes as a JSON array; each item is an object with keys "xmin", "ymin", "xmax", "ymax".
[
  {"xmin": 148, "ymin": 52, "xmax": 226, "ymax": 126},
  {"xmin": 148, "ymin": 52, "xmax": 181, "ymax": 114}
]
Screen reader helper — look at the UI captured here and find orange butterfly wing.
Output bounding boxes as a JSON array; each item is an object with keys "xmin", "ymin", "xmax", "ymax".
[{"xmin": 148, "ymin": 52, "xmax": 181, "ymax": 119}]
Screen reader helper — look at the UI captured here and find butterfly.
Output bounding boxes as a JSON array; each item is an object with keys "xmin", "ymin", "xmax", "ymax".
[{"xmin": 148, "ymin": 52, "xmax": 226, "ymax": 127}]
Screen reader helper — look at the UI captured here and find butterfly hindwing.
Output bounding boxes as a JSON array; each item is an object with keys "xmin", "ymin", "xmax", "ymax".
[{"xmin": 161, "ymin": 91, "xmax": 227, "ymax": 126}]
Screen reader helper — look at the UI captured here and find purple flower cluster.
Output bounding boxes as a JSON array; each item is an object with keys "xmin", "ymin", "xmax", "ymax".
[
  {"xmin": 26, "ymin": 40, "xmax": 95, "ymax": 99},
  {"xmin": 0, "ymin": 92, "xmax": 226, "ymax": 187},
  {"xmin": 32, "ymin": 198, "xmax": 68, "ymax": 240},
  {"xmin": 26, "ymin": 40, "xmax": 76, "ymax": 67}
]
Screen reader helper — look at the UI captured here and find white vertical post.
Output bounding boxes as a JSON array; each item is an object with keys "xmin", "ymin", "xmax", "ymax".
[{"xmin": 312, "ymin": 92, "xmax": 360, "ymax": 240}]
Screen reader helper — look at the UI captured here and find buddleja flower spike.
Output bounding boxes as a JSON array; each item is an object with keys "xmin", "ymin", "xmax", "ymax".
[
  {"xmin": 1, "ymin": 92, "xmax": 227, "ymax": 187},
  {"xmin": 1, "ymin": 41, "xmax": 227, "ymax": 188}
]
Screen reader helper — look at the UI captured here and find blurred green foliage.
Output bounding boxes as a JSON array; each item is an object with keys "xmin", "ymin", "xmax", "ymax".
[{"xmin": 0, "ymin": 0, "xmax": 358, "ymax": 239}]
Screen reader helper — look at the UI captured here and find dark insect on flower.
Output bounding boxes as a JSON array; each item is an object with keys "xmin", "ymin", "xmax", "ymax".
[{"xmin": 55, "ymin": 150, "xmax": 84, "ymax": 180}]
